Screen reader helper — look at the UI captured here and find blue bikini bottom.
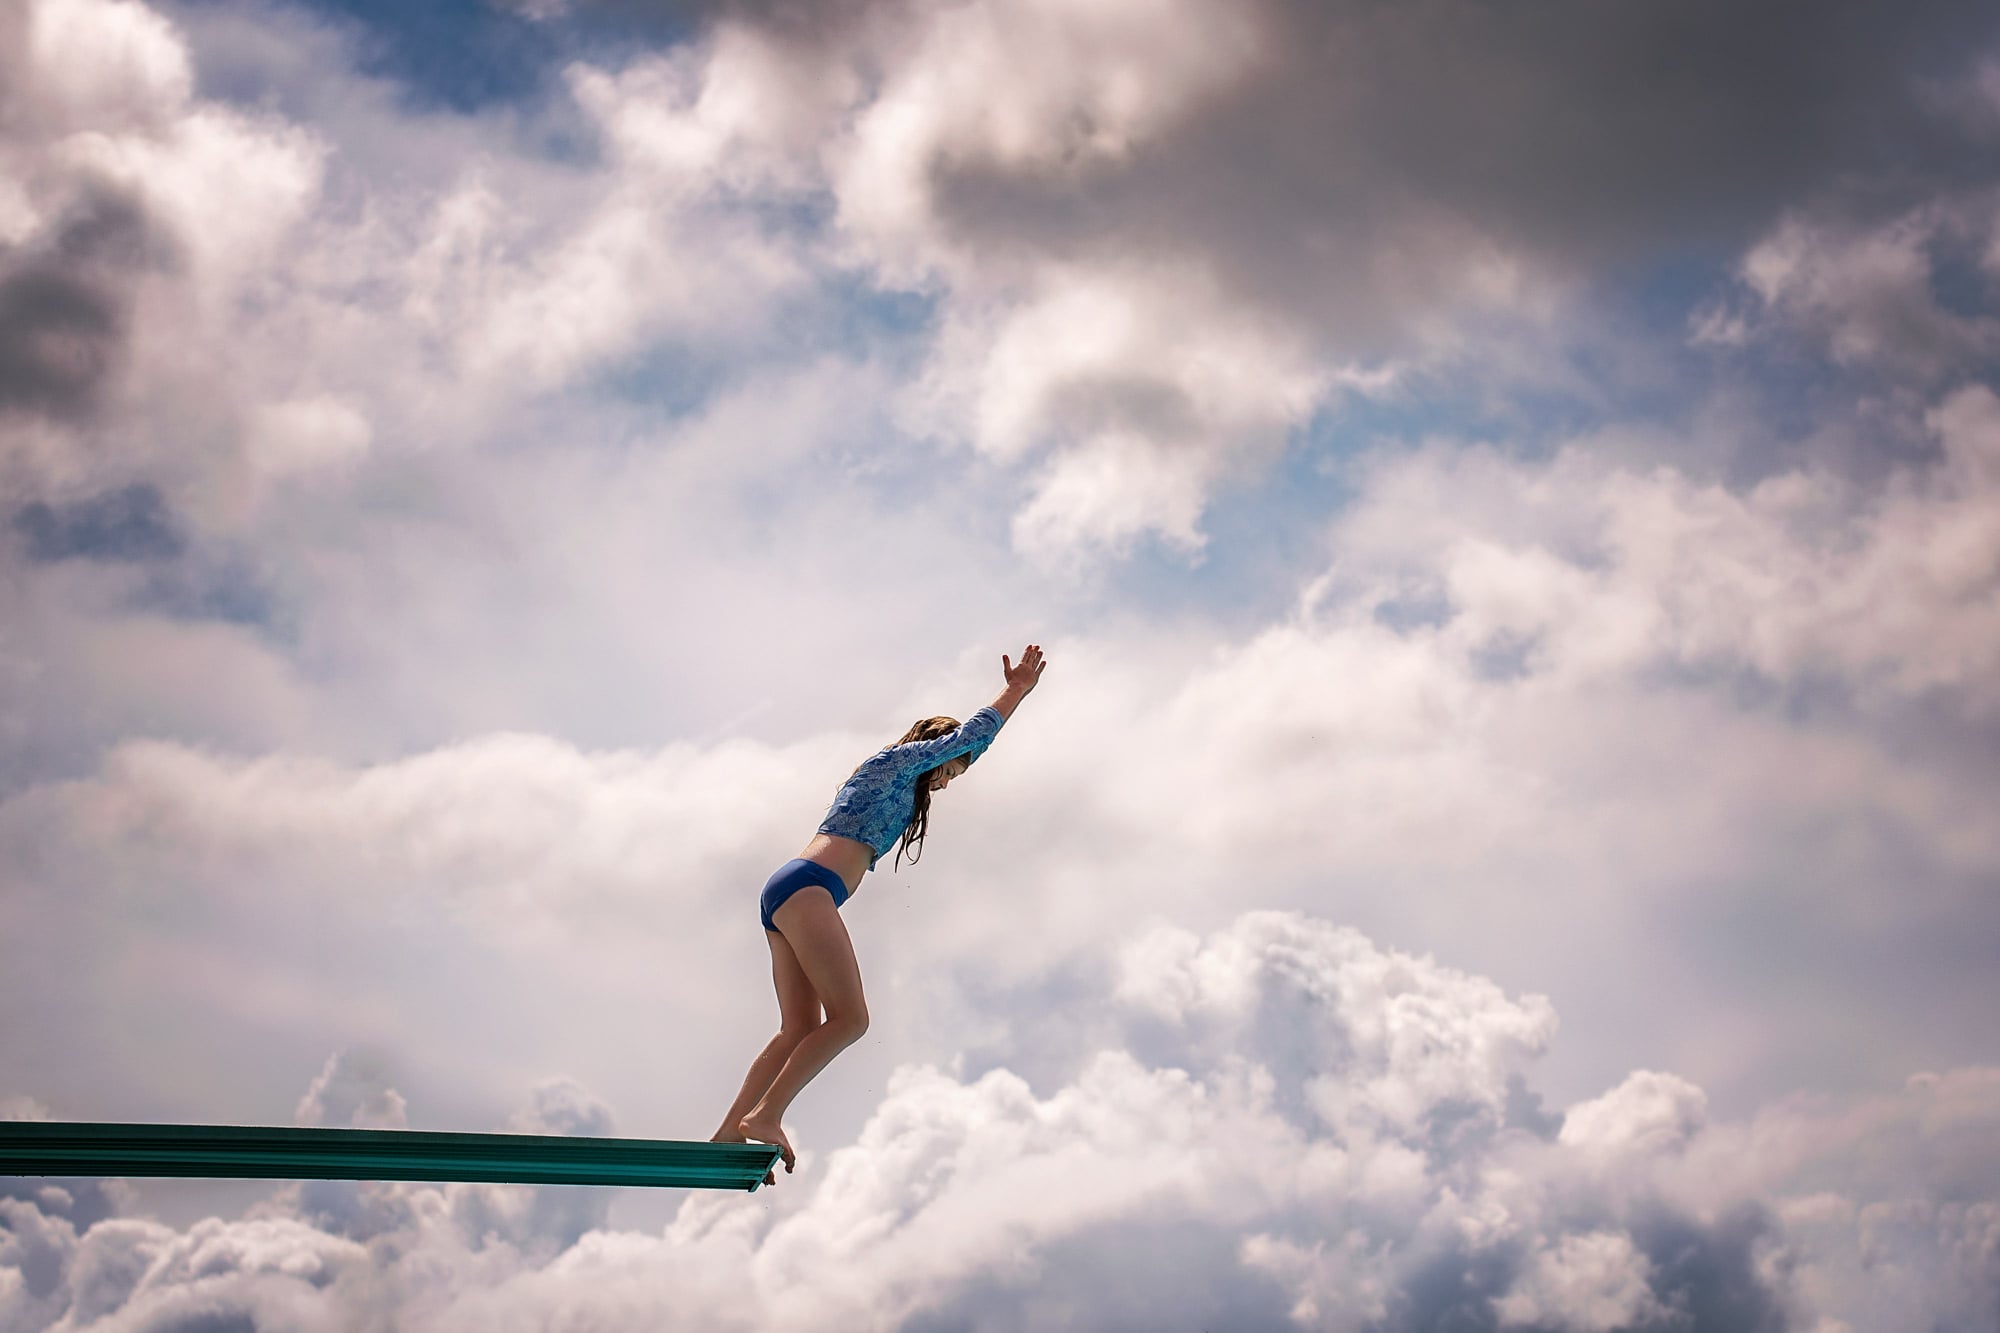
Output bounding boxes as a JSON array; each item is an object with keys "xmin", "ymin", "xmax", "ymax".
[{"xmin": 759, "ymin": 858, "xmax": 851, "ymax": 933}]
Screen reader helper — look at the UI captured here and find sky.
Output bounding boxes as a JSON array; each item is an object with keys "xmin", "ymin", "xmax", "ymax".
[{"xmin": 2, "ymin": 0, "xmax": 1999, "ymax": 1328}]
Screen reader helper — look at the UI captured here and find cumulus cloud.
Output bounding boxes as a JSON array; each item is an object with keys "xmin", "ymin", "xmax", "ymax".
[
  {"xmin": 18, "ymin": 0, "xmax": 194, "ymax": 136},
  {"xmin": 907, "ymin": 258, "xmax": 1330, "ymax": 561},
  {"xmin": 0, "ymin": 0, "xmax": 816, "ymax": 536},
  {"xmin": 7, "ymin": 913, "xmax": 1995, "ymax": 1331},
  {"xmin": 1493, "ymin": 1232, "xmax": 1663, "ymax": 1331},
  {"xmin": 0, "ymin": 0, "xmax": 931, "ymax": 786},
  {"xmin": 1, "ymin": 0, "xmax": 328, "ymax": 522},
  {"xmin": 1559, "ymin": 1072, "xmax": 1708, "ymax": 1162},
  {"xmin": 42, "ymin": 726, "xmax": 837, "ymax": 934},
  {"xmin": 1325, "ymin": 382, "xmax": 2000, "ymax": 712}
]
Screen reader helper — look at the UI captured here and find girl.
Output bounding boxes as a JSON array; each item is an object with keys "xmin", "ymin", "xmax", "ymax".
[{"xmin": 713, "ymin": 644, "xmax": 1048, "ymax": 1177}]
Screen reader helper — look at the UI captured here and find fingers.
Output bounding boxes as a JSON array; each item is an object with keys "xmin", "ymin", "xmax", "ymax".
[{"xmin": 1006, "ymin": 644, "xmax": 1048, "ymax": 686}]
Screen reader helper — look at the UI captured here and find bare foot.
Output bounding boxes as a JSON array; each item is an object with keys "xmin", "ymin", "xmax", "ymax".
[
  {"xmin": 737, "ymin": 1115, "xmax": 795, "ymax": 1174},
  {"xmin": 710, "ymin": 1127, "xmax": 775, "ymax": 1186}
]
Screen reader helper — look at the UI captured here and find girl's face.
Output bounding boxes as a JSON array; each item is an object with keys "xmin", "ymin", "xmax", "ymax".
[{"xmin": 927, "ymin": 758, "xmax": 971, "ymax": 792}]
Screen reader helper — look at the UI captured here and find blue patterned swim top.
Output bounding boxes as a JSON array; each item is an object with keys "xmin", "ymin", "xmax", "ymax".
[{"xmin": 816, "ymin": 706, "xmax": 1006, "ymax": 870}]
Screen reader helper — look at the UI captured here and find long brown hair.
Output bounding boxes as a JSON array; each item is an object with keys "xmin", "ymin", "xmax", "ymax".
[{"xmin": 889, "ymin": 715, "xmax": 960, "ymax": 872}]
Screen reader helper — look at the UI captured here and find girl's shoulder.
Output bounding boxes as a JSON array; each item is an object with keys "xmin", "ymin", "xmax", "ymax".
[{"xmin": 846, "ymin": 748, "xmax": 906, "ymax": 784}]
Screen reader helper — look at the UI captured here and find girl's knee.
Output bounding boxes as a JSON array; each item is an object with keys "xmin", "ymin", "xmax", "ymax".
[
  {"xmin": 826, "ymin": 1007, "xmax": 868, "ymax": 1044},
  {"xmin": 778, "ymin": 1018, "xmax": 823, "ymax": 1046}
]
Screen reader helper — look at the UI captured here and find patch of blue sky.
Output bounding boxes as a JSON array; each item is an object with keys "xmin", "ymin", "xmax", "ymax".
[
  {"xmin": 1361, "ymin": 372, "xmax": 1602, "ymax": 458},
  {"xmin": 210, "ymin": 0, "xmax": 694, "ymax": 117},
  {"xmin": 1557, "ymin": 268, "xmax": 1771, "ymax": 430},
  {"xmin": 1635, "ymin": 658, "xmax": 1865, "ymax": 728},
  {"xmin": 167, "ymin": 0, "xmax": 608, "ymax": 169},
  {"xmin": 1929, "ymin": 237, "xmax": 1998, "ymax": 321},
  {"xmin": 1356, "ymin": 251, "xmax": 1898, "ymax": 486},
  {"xmin": 734, "ymin": 222, "xmax": 941, "ymax": 370},
  {"xmin": 1087, "ymin": 284, "xmax": 1741, "ymax": 626},
  {"xmin": 13, "ymin": 485, "xmax": 185, "ymax": 564},
  {"xmin": 568, "ymin": 272, "xmax": 936, "ymax": 425},
  {"xmin": 1087, "ymin": 425, "xmax": 1361, "ymax": 631},
  {"xmin": 1371, "ymin": 590, "xmax": 1453, "ymax": 635},
  {"xmin": 569, "ymin": 341, "xmax": 744, "ymax": 427},
  {"xmin": 818, "ymin": 275, "xmax": 940, "ymax": 352},
  {"xmin": 1622, "ymin": 244, "xmax": 1746, "ymax": 328},
  {"xmin": 134, "ymin": 554, "xmax": 288, "ymax": 634},
  {"xmin": 11, "ymin": 485, "xmax": 288, "ymax": 633},
  {"xmin": 1466, "ymin": 632, "xmax": 1539, "ymax": 684},
  {"xmin": 1608, "ymin": 246, "xmax": 1919, "ymax": 453}
]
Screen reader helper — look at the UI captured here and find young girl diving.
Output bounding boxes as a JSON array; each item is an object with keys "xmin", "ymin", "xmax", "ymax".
[{"xmin": 712, "ymin": 644, "xmax": 1048, "ymax": 1178}]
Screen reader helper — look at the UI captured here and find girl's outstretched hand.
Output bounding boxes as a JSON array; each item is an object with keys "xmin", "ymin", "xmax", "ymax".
[{"xmin": 1003, "ymin": 644, "xmax": 1047, "ymax": 694}]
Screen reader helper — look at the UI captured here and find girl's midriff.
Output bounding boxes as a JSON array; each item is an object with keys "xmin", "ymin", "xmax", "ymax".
[{"xmin": 796, "ymin": 832, "xmax": 872, "ymax": 898}]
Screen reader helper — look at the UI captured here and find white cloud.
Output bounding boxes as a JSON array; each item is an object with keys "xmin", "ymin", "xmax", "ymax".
[
  {"xmin": 1115, "ymin": 914, "xmax": 1557, "ymax": 1139},
  {"xmin": 24, "ymin": 0, "xmax": 192, "ymax": 134},
  {"xmin": 1558, "ymin": 1070, "xmax": 1707, "ymax": 1159},
  {"xmin": 449, "ymin": 54, "xmax": 812, "ymax": 391},
  {"xmin": 48, "ymin": 727, "xmax": 832, "ymax": 943},
  {"xmin": 1493, "ymin": 1231, "xmax": 1662, "ymax": 1331},
  {"xmin": 1331, "ymin": 384, "xmax": 2000, "ymax": 712},
  {"xmin": 904, "ymin": 260, "xmax": 1330, "ymax": 561},
  {"xmin": 246, "ymin": 395, "xmax": 372, "ymax": 477},
  {"xmin": 57, "ymin": 103, "xmax": 326, "ymax": 299},
  {"xmin": 6, "ymin": 913, "xmax": 1996, "ymax": 1330}
]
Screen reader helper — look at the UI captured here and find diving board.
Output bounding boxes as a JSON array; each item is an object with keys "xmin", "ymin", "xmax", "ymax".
[{"xmin": 0, "ymin": 1122, "xmax": 782, "ymax": 1191}]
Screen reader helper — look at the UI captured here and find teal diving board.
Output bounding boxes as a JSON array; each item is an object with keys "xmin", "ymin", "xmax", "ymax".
[{"xmin": 0, "ymin": 1122, "xmax": 782, "ymax": 1191}]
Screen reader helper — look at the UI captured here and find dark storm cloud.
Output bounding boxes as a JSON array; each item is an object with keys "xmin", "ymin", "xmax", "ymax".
[
  {"xmin": 0, "ymin": 3, "xmax": 27, "ymax": 128},
  {"xmin": 1381, "ymin": 1208, "xmax": 1793, "ymax": 1332},
  {"xmin": 10, "ymin": 484, "xmax": 282, "ymax": 631},
  {"xmin": 0, "ymin": 188, "xmax": 158, "ymax": 420},
  {"xmin": 1387, "ymin": 1244, "xmax": 1519, "ymax": 1332},
  {"xmin": 1632, "ymin": 1207, "xmax": 1791, "ymax": 1333},
  {"xmin": 929, "ymin": 0, "xmax": 2000, "ymax": 348},
  {"xmin": 597, "ymin": 0, "xmax": 2000, "ymax": 360},
  {"xmin": 0, "ymin": 1178, "xmax": 125, "ymax": 1234}
]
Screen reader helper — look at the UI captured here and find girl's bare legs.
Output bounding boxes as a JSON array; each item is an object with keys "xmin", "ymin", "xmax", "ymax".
[
  {"xmin": 737, "ymin": 887, "xmax": 869, "ymax": 1172},
  {"xmin": 712, "ymin": 928, "xmax": 826, "ymax": 1181}
]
